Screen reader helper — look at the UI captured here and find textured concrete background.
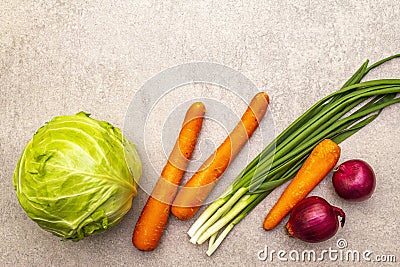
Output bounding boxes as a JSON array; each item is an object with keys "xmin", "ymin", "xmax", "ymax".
[{"xmin": 1, "ymin": 0, "xmax": 399, "ymax": 266}]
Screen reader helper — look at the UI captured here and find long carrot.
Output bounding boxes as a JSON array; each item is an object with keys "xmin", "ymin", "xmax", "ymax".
[
  {"xmin": 171, "ymin": 92, "xmax": 270, "ymax": 220},
  {"xmin": 132, "ymin": 102, "xmax": 205, "ymax": 251},
  {"xmin": 263, "ymin": 139, "xmax": 341, "ymax": 231}
]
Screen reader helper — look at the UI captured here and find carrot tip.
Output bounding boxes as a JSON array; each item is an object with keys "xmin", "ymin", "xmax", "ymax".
[
  {"xmin": 258, "ymin": 92, "xmax": 270, "ymax": 103},
  {"xmin": 190, "ymin": 101, "xmax": 206, "ymax": 112},
  {"xmin": 171, "ymin": 206, "xmax": 197, "ymax": 221}
]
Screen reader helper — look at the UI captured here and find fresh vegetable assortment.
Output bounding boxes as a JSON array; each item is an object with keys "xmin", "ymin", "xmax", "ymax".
[
  {"xmin": 12, "ymin": 54, "xmax": 399, "ymax": 256},
  {"xmin": 189, "ymin": 54, "xmax": 400, "ymax": 255},
  {"xmin": 13, "ymin": 112, "xmax": 142, "ymax": 241}
]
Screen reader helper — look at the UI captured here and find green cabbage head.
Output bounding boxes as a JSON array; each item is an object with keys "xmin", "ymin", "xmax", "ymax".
[{"xmin": 13, "ymin": 112, "xmax": 141, "ymax": 241}]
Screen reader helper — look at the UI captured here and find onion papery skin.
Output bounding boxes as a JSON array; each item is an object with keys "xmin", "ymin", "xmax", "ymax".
[
  {"xmin": 286, "ymin": 196, "xmax": 345, "ymax": 243},
  {"xmin": 332, "ymin": 159, "xmax": 376, "ymax": 202}
]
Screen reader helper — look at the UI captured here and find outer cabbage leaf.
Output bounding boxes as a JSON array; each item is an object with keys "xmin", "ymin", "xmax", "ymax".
[{"xmin": 13, "ymin": 112, "xmax": 141, "ymax": 241}]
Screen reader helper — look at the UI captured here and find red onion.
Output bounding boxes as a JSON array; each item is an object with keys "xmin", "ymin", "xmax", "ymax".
[
  {"xmin": 332, "ymin": 159, "xmax": 376, "ymax": 201},
  {"xmin": 285, "ymin": 196, "xmax": 345, "ymax": 243}
]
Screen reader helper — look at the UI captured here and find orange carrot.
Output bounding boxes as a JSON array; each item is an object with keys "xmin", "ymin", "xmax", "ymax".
[
  {"xmin": 263, "ymin": 139, "xmax": 341, "ymax": 231},
  {"xmin": 132, "ymin": 102, "xmax": 205, "ymax": 251},
  {"xmin": 171, "ymin": 92, "xmax": 270, "ymax": 220}
]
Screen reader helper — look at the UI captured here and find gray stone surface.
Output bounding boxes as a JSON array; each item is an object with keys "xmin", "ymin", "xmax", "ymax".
[{"xmin": 1, "ymin": 1, "xmax": 399, "ymax": 266}]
